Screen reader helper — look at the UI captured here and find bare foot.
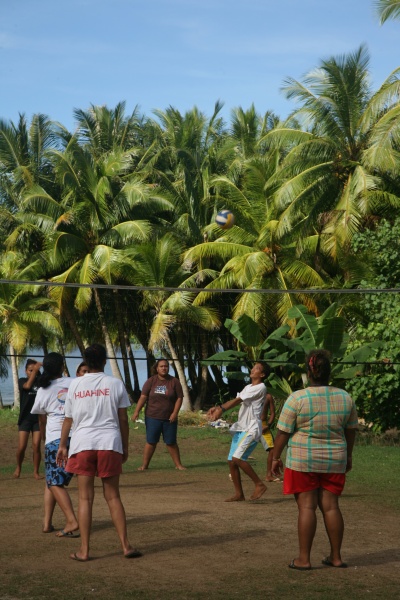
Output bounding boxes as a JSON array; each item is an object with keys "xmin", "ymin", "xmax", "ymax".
[
  {"xmin": 70, "ymin": 552, "xmax": 90, "ymax": 562},
  {"xmin": 13, "ymin": 468, "xmax": 21, "ymax": 479},
  {"xmin": 42, "ymin": 525, "xmax": 55, "ymax": 533},
  {"xmin": 137, "ymin": 466, "xmax": 148, "ymax": 471},
  {"xmin": 175, "ymin": 465, "xmax": 186, "ymax": 470},
  {"xmin": 34, "ymin": 473, "xmax": 44, "ymax": 480},
  {"xmin": 224, "ymin": 495, "xmax": 245, "ymax": 502},
  {"xmin": 249, "ymin": 483, "xmax": 267, "ymax": 500}
]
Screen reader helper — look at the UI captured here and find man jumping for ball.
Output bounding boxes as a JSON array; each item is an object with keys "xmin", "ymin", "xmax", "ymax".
[{"xmin": 207, "ymin": 362, "xmax": 268, "ymax": 502}]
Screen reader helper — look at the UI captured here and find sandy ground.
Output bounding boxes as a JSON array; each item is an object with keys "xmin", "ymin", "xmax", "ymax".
[{"xmin": 1, "ymin": 428, "xmax": 399, "ymax": 600}]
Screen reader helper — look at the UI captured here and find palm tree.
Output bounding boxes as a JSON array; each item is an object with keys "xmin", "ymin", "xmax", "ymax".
[
  {"xmin": 0, "ymin": 251, "xmax": 61, "ymax": 407},
  {"xmin": 0, "ymin": 113, "xmax": 60, "ymax": 255},
  {"xmin": 375, "ymin": 0, "xmax": 400, "ymax": 23},
  {"xmin": 21, "ymin": 138, "xmax": 157, "ymax": 380},
  {"xmin": 144, "ymin": 103, "xmax": 234, "ymax": 242},
  {"xmin": 128, "ymin": 233, "xmax": 220, "ymax": 410},
  {"xmin": 265, "ymin": 45, "xmax": 400, "ymax": 260}
]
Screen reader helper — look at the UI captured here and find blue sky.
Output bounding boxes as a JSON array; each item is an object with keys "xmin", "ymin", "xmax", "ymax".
[{"xmin": 1, "ymin": 0, "xmax": 398, "ymax": 129}]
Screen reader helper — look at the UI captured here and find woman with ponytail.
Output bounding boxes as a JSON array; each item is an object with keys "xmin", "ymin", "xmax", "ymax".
[
  {"xmin": 272, "ymin": 349, "xmax": 358, "ymax": 570},
  {"xmin": 31, "ymin": 352, "xmax": 79, "ymax": 536}
]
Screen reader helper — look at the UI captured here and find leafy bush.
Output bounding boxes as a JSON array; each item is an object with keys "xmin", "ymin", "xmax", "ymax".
[{"xmin": 346, "ymin": 219, "xmax": 400, "ymax": 430}]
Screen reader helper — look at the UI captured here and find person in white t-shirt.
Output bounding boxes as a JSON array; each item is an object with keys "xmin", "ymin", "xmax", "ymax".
[
  {"xmin": 56, "ymin": 343, "xmax": 142, "ymax": 562},
  {"xmin": 31, "ymin": 352, "xmax": 79, "ymax": 536},
  {"xmin": 207, "ymin": 362, "xmax": 268, "ymax": 502}
]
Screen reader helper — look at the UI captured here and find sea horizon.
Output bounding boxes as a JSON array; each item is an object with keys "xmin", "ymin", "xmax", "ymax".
[{"xmin": 0, "ymin": 348, "xmax": 149, "ymax": 407}]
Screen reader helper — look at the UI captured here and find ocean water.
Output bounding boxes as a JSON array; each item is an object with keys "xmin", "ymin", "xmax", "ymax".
[{"xmin": 0, "ymin": 350, "xmax": 149, "ymax": 407}]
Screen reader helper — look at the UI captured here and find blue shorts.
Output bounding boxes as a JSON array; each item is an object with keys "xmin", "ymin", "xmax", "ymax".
[
  {"xmin": 228, "ymin": 432, "xmax": 258, "ymax": 461},
  {"xmin": 45, "ymin": 439, "xmax": 73, "ymax": 488},
  {"xmin": 145, "ymin": 416, "xmax": 178, "ymax": 445}
]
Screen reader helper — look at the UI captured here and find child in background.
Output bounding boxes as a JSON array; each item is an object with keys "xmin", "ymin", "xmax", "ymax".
[
  {"xmin": 14, "ymin": 359, "xmax": 43, "ymax": 479},
  {"xmin": 261, "ymin": 393, "xmax": 282, "ymax": 482},
  {"xmin": 207, "ymin": 362, "xmax": 268, "ymax": 501}
]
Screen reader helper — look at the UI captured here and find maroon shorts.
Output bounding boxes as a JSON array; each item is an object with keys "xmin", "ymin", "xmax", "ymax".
[
  {"xmin": 283, "ymin": 468, "xmax": 346, "ymax": 496},
  {"xmin": 66, "ymin": 450, "xmax": 123, "ymax": 478}
]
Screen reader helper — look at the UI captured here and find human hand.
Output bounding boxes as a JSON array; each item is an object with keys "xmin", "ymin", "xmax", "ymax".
[
  {"xmin": 206, "ymin": 406, "xmax": 222, "ymax": 421},
  {"xmin": 131, "ymin": 412, "xmax": 139, "ymax": 422},
  {"xmin": 56, "ymin": 446, "xmax": 68, "ymax": 468},
  {"xmin": 169, "ymin": 413, "xmax": 178, "ymax": 422},
  {"xmin": 345, "ymin": 456, "xmax": 352, "ymax": 473},
  {"xmin": 122, "ymin": 449, "xmax": 129, "ymax": 463},
  {"xmin": 271, "ymin": 458, "xmax": 283, "ymax": 478}
]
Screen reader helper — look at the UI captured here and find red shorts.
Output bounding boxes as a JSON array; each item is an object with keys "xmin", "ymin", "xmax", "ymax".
[
  {"xmin": 283, "ymin": 468, "xmax": 345, "ymax": 496},
  {"xmin": 66, "ymin": 450, "xmax": 123, "ymax": 478}
]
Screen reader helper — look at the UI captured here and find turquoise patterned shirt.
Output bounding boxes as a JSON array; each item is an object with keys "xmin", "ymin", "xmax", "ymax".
[{"xmin": 277, "ymin": 386, "xmax": 358, "ymax": 473}]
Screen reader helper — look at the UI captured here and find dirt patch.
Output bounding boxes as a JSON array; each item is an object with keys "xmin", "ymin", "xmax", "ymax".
[{"xmin": 1, "ymin": 423, "xmax": 399, "ymax": 600}]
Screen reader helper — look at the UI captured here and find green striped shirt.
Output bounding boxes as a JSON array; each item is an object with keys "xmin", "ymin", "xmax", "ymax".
[{"xmin": 277, "ymin": 386, "xmax": 358, "ymax": 473}]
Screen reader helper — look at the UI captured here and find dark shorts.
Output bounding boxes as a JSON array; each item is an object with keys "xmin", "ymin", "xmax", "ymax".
[
  {"xmin": 45, "ymin": 439, "xmax": 73, "ymax": 488},
  {"xmin": 18, "ymin": 416, "xmax": 40, "ymax": 433},
  {"xmin": 283, "ymin": 468, "xmax": 346, "ymax": 496},
  {"xmin": 66, "ymin": 450, "xmax": 123, "ymax": 478},
  {"xmin": 145, "ymin": 416, "xmax": 177, "ymax": 445}
]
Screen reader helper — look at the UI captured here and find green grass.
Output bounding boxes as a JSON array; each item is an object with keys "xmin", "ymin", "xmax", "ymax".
[
  {"xmin": 2, "ymin": 408, "xmax": 399, "ymax": 511},
  {"xmin": 349, "ymin": 445, "xmax": 400, "ymax": 510}
]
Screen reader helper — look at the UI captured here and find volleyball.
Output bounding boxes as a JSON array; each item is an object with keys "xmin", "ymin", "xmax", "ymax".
[{"xmin": 215, "ymin": 210, "xmax": 235, "ymax": 229}]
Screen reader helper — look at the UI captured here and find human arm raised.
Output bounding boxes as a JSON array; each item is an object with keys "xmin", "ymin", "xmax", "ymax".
[{"xmin": 22, "ymin": 362, "xmax": 42, "ymax": 389}]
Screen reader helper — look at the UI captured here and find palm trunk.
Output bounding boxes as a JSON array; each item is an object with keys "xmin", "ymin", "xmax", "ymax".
[
  {"xmin": 58, "ymin": 338, "xmax": 70, "ymax": 377},
  {"xmin": 41, "ymin": 334, "xmax": 48, "ymax": 356},
  {"xmin": 113, "ymin": 290, "xmax": 134, "ymax": 402},
  {"xmin": 125, "ymin": 333, "xmax": 141, "ymax": 399},
  {"xmin": 63, "ymin": 304, "xmax": 86, "ymax": 356},
  {"xmin": 10, "ymin": 344, "xmax": 20, "ymax": 410},
  {"xmin": 193, "ymin": 332, "xmax": 209, "ymax": 410},
  {"xmin": 164, "ymin": 331, "xmax": 191, "ymax": 411},
  {"xmin": 94, "ymin": 289, "xmax": 123, "ymax": 381}
]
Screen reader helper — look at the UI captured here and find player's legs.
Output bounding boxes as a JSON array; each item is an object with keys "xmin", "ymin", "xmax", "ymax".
[
  {"xmin": 166, "ymin": 444, "xmax": 186, "ymax": 470},
  {"xmin": 232, "ymin": 433, "xmax": 266, "ymax": 500},
  {"xmin": 233, "ymin": 458, "xmax": 267, "ymax": 500},
  {"xmin": 294, "ymin": 489, "xmax": 319, "ymax": 568},
  {"xmin": 102, "ymin": 474, "xmax": 138, "ymax": 556},
  {"xmin": 266, "ymin": 450, "xmax": 275, "ymax": 481},
  {"xmin": 138, "ymin": 442, "xmax": 157, "ymax": 470},
  {"xmin": 43, "ymin": 486, "xmax": 56, "ymax": 532},
  {"xmin": 32, "ymin": 429, "xmax": 43, "ymax": 479},
  {"xmin": 163, "ymin": 420, "xmax": 186, "ymax": 470},
  {"xmin": 73, "ymin": 475, "xmax": 95, "ymax": 561},
  {"xmin": 14, "ymin": 430, "xmax": 30, "ymax": 478},
  {"xmin": 138, "ymin": 417, "xmax": 162, "ymax": 470},
  {"xmin": 51, "ymin": 486, "xmax": 79, "ymax": 535},
  {"xmin": 226, "ymin": 460, "xmax": 245, "ymax": 501},
  {"xmin": 318, "ymin": 487, "xmax": 345, "ymax": 566},
  {"xmin": 261, "ymin": 430, "xmax": 280, "ymax": 481},
  {"xmin": 44, "ymin": 438, "xmax": 77, "ymax": 534}
]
